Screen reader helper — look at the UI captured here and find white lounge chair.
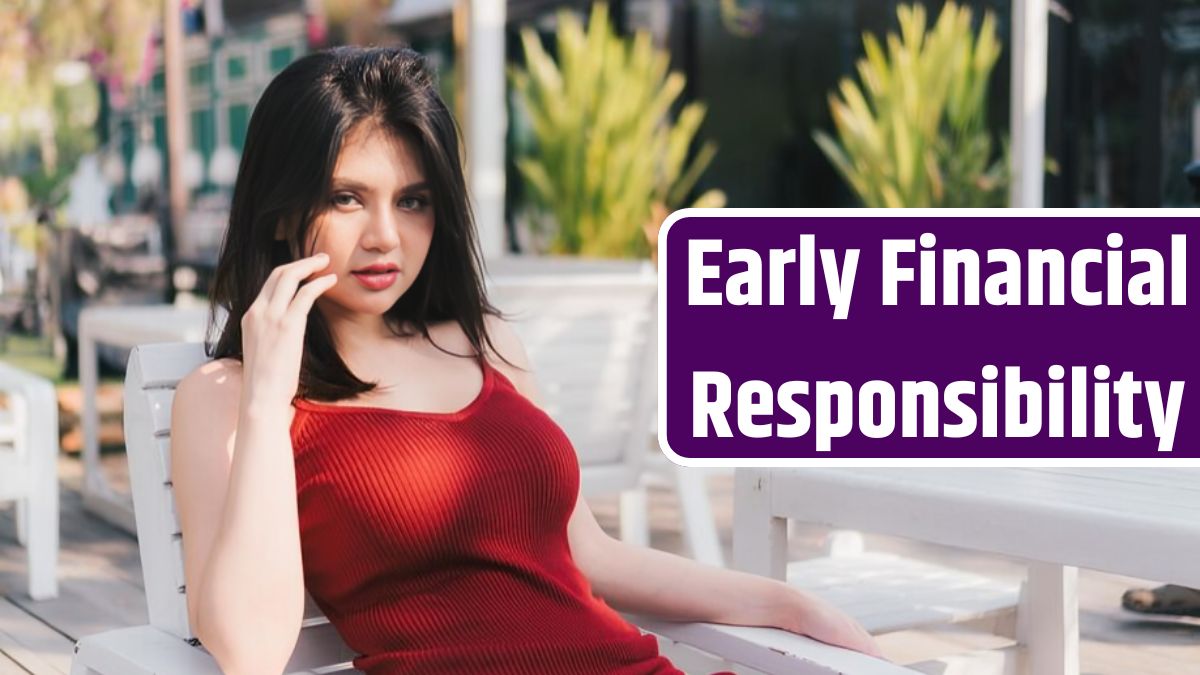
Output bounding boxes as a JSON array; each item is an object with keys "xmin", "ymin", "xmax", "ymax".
[
  {"xmin": 69, "ymin": 341, "xmax": 917, "ymax": 675},
  {"xmin": 0, "ymin": 361, "xmax": 60, "ymax": 601}
]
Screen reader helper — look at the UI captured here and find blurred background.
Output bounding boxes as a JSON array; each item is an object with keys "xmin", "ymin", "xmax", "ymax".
[{"xmin": 1, "ymin": 5, "xmax": 1199, "ymax": 672}]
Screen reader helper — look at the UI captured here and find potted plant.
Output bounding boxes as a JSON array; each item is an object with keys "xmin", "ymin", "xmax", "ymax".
[
  {"xmin": 813, "ymin": 2, "xmax": 1008, "ymax": 208},
  {"xmin": 510, "ymin": 3, "xmax": 724, "ymax": 263}
]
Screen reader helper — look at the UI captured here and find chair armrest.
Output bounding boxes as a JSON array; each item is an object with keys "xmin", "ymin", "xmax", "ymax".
[
  {"xmin": 73, "ymin": 625, "xmax": 222, "ymax": 675},
  {"xmin": 626, "ymin": 615, "xmax": 919, "ymax": 675},
  {"xmin": 74, "ymin": 624, "xmax": 361, "ymax": 675}
]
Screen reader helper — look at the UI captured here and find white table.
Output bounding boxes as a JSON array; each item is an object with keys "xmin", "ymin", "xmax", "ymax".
[
  {"xmin": 733, "ymin": 468, "xmax": 1200, "ymax": 675},
  {"xmin": 79, "ymin": 303, "xmax": 221, "ymax": 533}
]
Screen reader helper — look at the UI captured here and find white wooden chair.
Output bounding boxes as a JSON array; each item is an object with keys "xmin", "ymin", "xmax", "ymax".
[
  {"xmin": 70, "ymin": 341, "xmax": 917, "ymax": 675},
  {"xmin": 0, "ymin": 361, "xmax": 60, "ymax": 601}
]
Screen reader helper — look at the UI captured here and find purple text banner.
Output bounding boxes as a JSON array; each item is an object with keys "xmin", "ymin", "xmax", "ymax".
[{"xmin": 659, "ymin": 210, "xmax": 1197, "ymax": 467}]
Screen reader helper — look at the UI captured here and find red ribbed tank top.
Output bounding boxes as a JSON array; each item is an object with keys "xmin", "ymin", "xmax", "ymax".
[{"xmin": 290, "ymin": 357, "xmax": 685, "ymax": 674}]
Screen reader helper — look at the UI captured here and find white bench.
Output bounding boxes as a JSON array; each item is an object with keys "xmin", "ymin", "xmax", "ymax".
[
  {"xmin": 70, "ymin": 342, "xmax": 916, "ymax": 675},
  {"xmin": 0, "ymin": 361, "xmax": 59, "ymax": 601}
]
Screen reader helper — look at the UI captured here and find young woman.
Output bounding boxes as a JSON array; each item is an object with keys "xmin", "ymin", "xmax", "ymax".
[{"xmin": 170, "ymin": 46, "xmax": 881, "ymax": 674}]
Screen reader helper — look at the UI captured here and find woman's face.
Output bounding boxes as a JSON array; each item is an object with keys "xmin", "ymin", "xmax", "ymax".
[{"xmin": 303, "ymin": 122, "xmax": 435, "ymax": 321}]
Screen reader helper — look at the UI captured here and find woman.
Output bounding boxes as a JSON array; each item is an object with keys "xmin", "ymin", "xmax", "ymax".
[{"xmin": 170, "ymin": 46, "xmax": 881, "ymax": 674}]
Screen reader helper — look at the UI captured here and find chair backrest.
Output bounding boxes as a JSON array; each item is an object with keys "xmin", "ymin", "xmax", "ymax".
[
  {"xmin": 124, "ymin": 342, "xmax": 356, "ymax": 673},
  {"xmin": 487, "ymin": 272, "xmax": 658, "ymax": 496}
]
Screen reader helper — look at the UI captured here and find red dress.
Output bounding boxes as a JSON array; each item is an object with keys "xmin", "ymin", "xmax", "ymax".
[{"xmin": 290, "ymin": 358, "xmax": 686, "ymax": 674}]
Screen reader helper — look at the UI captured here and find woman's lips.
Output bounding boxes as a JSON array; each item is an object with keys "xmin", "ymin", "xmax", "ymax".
[{"xmin": 351, "ymin": 270, "xmax": 399, "ymax": 290}]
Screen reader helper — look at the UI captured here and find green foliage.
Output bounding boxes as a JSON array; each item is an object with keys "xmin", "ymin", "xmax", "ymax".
[
  {"xmin": 0, "ymin": 335, "xmax": 65, "ymax": 384},
  {"xmin": 813, "ymin": 3, "xmax": 1008, "ymax": 208},
  {"xmin": 511, "ymin": 3, "xmax": 725, "ymax": 258}
]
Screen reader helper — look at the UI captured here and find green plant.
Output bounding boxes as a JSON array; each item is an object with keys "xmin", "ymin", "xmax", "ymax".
[
  {"xmin": 814, "ymin": 3, "xmax": 1007, "ymax": 208},
  {"xmin": 511, "ymin": 3, "xmax": 725, "ymax": 258}
]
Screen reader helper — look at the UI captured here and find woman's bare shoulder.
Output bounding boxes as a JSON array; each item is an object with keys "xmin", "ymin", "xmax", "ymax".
[
  {"xmin": 428, "ymin": 315, "xmax": 527, "ymax": 366},
  {"xmin": 480, "ymin": 314, "xmax": 528, "ymax": 365},
  {"xmin": 480, "ymin": 314, "xmax": 541, "ymax": 405},
  {"xmin": 175, "ymin": 357, "xmax": 243, "ymax": 418}
]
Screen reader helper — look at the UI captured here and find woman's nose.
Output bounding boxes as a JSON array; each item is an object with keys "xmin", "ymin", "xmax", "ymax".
[{"xmin": 362, "ymin": 207, "xmax": 401, "ymax": 252}]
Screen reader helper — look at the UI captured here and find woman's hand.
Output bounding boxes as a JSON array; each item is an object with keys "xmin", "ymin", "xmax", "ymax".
[
  {"xmin": 780, "ymin": 587, "xmax": 885, "ymax": 659},
  {"xmin": 240, "ymin": 253, "xmax": 337, "ymax": 409}
]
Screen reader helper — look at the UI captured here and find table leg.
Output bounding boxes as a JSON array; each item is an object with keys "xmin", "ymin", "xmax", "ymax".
[
  {"xmin": 674, "ymin": 466, "xmax": 725, "ymax": 568},
  {"xmin": 619, "ymin": 487, "xmax": 650, "ymax": 548},
  {"xmin": 78, "ymin": 323, "xmax": 138, "ymax": 534},
  {"xmin": 26, "ymin": 378, "xmax": 59, "ymax": 600},
  {"xmin": 732, "ymin": 469, "xmax": 788, "ymax": 580},
  {"xmin": 1018, "ymin": 562, "xmax": 1079, "ymax": 675},
  {"xmin": 79, "ymin": 326, "xmax": 105, "ymax": 499}
]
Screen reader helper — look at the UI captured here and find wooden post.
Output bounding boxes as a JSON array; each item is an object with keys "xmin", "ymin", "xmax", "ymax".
[
  {"xmin": 163, "ymin": 0, "xmax": 190, "ymax": 259},
  {"xmin": 1009, "ymin": 0, "xmax": 1048, "ymax": 208},
  {"xmin": 732, "ymin": 469, "xmax": 788, "ymax": 580},
  {"xmin": 460, "ymin": 0, "xmax": 506, "ymax": 259},
  {"xmin": 1017, "ymin": 562, "xmax": 1080, "ymax": 675}
]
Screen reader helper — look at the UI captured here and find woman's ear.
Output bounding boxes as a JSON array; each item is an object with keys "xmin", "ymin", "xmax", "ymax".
[{"xmin": 274, "ymin": 222, "xmax": 286, "ymax": 241}]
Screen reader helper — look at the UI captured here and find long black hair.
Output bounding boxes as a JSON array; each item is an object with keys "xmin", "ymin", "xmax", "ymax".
[{"xmin": 208, "ymin": 46, "xmax": 504, "ymax": 401}]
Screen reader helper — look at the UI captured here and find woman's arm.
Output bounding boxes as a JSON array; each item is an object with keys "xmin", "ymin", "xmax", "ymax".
[
  {"xmin": 565, "ymin": 495, "xmax": 881, "ymax": 657},
  {"xmin": 173, "ymin": 254, "xmax": 338, "ymax": 675},
  {"xmin": 172, "ymin": 362, "xmax": 306, "ymax": 675}
]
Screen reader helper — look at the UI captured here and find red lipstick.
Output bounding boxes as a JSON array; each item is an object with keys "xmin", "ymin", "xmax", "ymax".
[{"xmin": 351, "ymin": 263, "xmax": 400, "ymax": 290}]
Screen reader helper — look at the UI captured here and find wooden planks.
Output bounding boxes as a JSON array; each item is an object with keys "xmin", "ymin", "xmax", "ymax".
[
  {"xmin": 0, "ymin": 651, "xmax": 30, "ymax": 675},
  {"xmin": 0, "ymin": 597, "xmax": 75, "ymax": 674}
]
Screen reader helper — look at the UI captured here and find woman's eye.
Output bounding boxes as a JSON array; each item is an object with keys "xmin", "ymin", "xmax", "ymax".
[
  {"xmin": 331, "ymin": 193, "xmax": 359, "ymax": 208},
  {"xmin": 398, "ymin": 195, "xmax": 429, "ymax": 211}
]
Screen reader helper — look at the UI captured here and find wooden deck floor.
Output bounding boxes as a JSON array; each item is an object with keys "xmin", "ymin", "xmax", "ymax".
[{"xmin": 1, "ymin": 455, "xmax": 1198, "ymax": 674}]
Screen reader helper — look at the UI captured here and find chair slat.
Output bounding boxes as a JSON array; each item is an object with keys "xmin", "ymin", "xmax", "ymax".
[
  {"xmin": 165, "ymin": 488, "xmax": 181, "ymax": 536},
  {"xmin": 146, "ymin": 389, "xmax": 175, "ymax": 437},
  {"xmin": 128, "ymin": 342, "xmax": 209, "ymax": 388},
  {"xmin": 170, "ymin": 534, "xmax": 187, "ymax": 593},
  {"xmin": 156, "ymin": 436, "xmax": 172, "ymax": 485}
]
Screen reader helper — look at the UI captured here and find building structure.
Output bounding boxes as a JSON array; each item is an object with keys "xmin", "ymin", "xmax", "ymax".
[{"xmin": 101, "ymin": 2, "xmax": 310, "ymax": 214}]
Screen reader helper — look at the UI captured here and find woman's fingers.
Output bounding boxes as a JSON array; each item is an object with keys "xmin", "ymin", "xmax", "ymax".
[
  {"xmin": 255, "ymin": 253, "xmax": 326, "ymax": 310},
  {"xmin": 289, "ymin": 273, "xmax": 338, "ymax": 318},
  {"xmin": 263, "ymin": 253, "xmax": 330, "ymax": 318},
  {"xmin": 254, "ymin": 257, "xmax": 291, "ymax": 307}
]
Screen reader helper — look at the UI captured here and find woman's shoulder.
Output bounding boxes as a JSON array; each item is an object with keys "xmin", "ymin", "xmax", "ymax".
[
  {"xmin": 427, "ymin": 314, "xmax": 523, "ymax": 364},
  {"xmin": 479, "ymin": 314, "xmax": 542, "ymax": 405},
  {"xmin": 426, "ymin": 315, "xmax": 539, "ymax": 403},
  {"xmin": 480, "ymin": 313, "xmax": 524, "ymax": 358},
  {"xmin": 175, "ymin": 357, "xmax": 243, "ymax": 415}
]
